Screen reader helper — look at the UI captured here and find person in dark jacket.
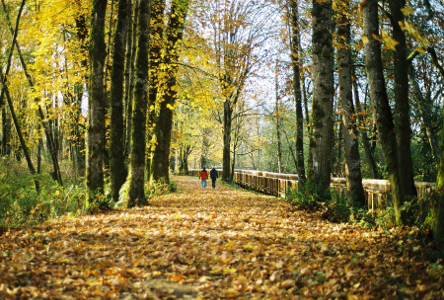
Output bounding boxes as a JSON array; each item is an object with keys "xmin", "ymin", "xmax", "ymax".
[{"xmin": 210, "ymin": 167, "xmax": 218, "ymax": 189}]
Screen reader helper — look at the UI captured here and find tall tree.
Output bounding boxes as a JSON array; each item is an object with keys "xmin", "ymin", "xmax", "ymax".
[
  {"xmin": 86, "ymin": 0, "xmax": 108, "ymax": 209},
  {"xmin": 109, "ymin": 0, "xmax": 130, "ymax": 203},
  {"xmin": 388, "ymin": 0, "xmax": 417, "ymax": 214},
  {"xmin": 362, "ymin": 0, "xmax": 414, "ymax": 224},
  {"xmin": 274, "ymin": 59, "xmax": 283, "ymax": 174},
  {"xmin": 150, "ymin": 0, "xmax": 189, "ymax": 183},
  {"xmin": 288, "ymin": 0, "xmax": 306, "ymax": 182},
  {"xmin": 146, "ymin": 0, "xmax": 166, "ymax": 178},
  {"xmin": 307, "ymin": 0, "xmax": 334, "ymax": 190},
  {"xmin": 125, "ymin": 0, "xmax": 151, "ymax": 207},
  {"xmin": 336, "ymin": 0, "xmax": 365, "ymax": 204},
  {"xmin": 124, "ymin": 0, "xmax": 139, "ymax": 158}
]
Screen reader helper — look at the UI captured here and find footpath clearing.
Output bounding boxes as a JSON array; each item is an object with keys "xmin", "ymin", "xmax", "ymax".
[{"xmin": 1, "ymin": 176, "xmax": 443, "ymax": 299}]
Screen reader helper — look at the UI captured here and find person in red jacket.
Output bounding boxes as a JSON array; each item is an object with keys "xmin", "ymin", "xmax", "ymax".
[{"xmin": 199, "ymin": 167, "xmax": 208, "ymax": 188}]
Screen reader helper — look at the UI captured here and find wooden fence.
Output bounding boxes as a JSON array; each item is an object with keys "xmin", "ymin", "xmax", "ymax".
[{"xmin": 189, "ymin": 169, "xmax": 435, "ymax": 209}]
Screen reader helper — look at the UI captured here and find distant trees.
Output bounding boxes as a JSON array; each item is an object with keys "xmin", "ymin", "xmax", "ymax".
[{"xmin": 196, "ymin": 0, "xmax": 276, "ymax": 182}]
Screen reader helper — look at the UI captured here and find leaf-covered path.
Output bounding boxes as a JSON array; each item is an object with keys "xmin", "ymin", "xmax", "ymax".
[{"xmin": 1, "ymin": 176, "xmax": 443, "ymax": 299}]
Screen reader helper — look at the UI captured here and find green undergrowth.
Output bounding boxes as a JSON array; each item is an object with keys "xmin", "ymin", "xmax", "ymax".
[{"xmin": 0, "ymin": 159, "xmax": 85, "ymax": 228}]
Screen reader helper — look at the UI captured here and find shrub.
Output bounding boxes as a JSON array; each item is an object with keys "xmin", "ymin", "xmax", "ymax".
[
  {"xmin": 0, "ymin": 158, "xmax": 86, "ymax": 227},
  {"xmin": 324, "ymin": 188, "xmax": 352, "ymax": 223},
  {"xmin": 422, "ymin": 190, "xmax": 444, "ymax": 254},
  {"xmin": 285, "ymin": 180, "xmax": 330, "ymax": 211}
]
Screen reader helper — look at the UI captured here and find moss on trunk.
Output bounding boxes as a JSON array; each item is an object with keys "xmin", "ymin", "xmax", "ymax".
[{"xmin": 126, "ymin": 0, "xmax": 151, "ymax": 208}]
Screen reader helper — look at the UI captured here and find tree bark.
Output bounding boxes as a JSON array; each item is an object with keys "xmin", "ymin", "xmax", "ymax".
[
  {"xmin": 275, "ymin": 60, "xmax": 282, "ymax": 174},
  {"xmin": 1, "ymin": 107, "xmax": 11, "ymax": 156},
  {"xmin": 222, "ymin": 100, "xmax": 233, "ymax": 181},
  {"xmin": 125, "ymin": 0, "xmax": 139, "ymax": 158},
  {"xmin": 146, "ymin": 0, "xmax": 166, "ymax": 178},
  {"xmin": 307, "ymin": 0, "xmax": 334, "ymax": 190},
  {"xmin": 86, "ymin": 0, "xmax": 108, "ymax": 209},
  {"xmin": 126, "ymin": 0, "xmax": 151, "ymax": 207},
  {"xmin": 336, "ymin": 4, "xmax": 365, "ymax": 205},
  {"xmin": 389, "ymin": 0, "xmax": 417, "ymax": 217},
  {"xmin": 289, "ymin": 0, "xmax": 306, "ymax": 182},
  {"xmin": 363, "ymin": 0, "xmax": 407, "ymax": 224},
  {"xmin": 151, "ymin": 0, "xmax": 189, "ymax": 183},
  {"xmin": 109, "ymin": 0, "xmax": 130, "ymax": 202}
]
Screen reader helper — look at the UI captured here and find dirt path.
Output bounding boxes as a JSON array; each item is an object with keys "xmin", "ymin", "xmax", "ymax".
[{"xmin": 1, "ymin": 176, "xmax": 442, "ymax": 299}]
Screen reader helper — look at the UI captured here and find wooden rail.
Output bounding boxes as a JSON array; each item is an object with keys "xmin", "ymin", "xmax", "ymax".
[{"xmin": 189, "ymin": 169, "xmax": 435, "ymax": 209}]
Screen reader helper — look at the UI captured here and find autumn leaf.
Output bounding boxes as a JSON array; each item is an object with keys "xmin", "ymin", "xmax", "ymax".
[{"xmin": 1, "ymin": 176, "xmax": 442, "ymax": 299}]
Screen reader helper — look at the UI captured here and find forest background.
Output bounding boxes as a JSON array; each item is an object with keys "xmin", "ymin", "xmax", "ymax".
[{"xmin": 0, "ymin": 0, "xmax": 444, "ymax": 249}]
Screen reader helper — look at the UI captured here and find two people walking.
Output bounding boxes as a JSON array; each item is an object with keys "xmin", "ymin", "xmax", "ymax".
[{"xmin": 199, "ymin": 167, "xmax": 218, "ymax": 189}]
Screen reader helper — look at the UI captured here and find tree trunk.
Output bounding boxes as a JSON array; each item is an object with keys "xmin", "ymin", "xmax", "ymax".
[
  {"xmin": 123, "ymin": 0, "xmax": 132, "ymax": 152},
  {"xmin": 222, "ymin": 100, "xmax": 233, "ymax": 181},
  {"xmin": 126, "ymin": 0, "xmax": 151, "ymax": 208},
  {"xmin": 104, "ymin": 0, "xmax": 115, "ymax": 104},
  {"xmin": 1, "ymin": 107, "xmax": 11, "ymax": 156},
  {"xmin": 146, "ymin": 0, "xmax": 166, "ymax": 178},
  {"xmin": 289, "ymin": 0, "xmax": 306, "ymax": 182},
  {"xmin": 74, "ymin": 2, "xmax": 88, "ymax": 80},
  {"xmin": 363, "ymin": 0, "xmax": 405, "ymax": 224},
  {"xmin": 151, "ymin": 0, "xmax": 189, "ymax": 183},
  {"xmin": 275, "ymin": 60, "xmax": 282, "ymax": 174},
  {"xmin": 408, "ymin": 63, "xmax": 440, "ymax": 164},
  {"xmin": 307, "ymin": 0, "xmax": 334, "ymax": 190},
  {"xmin": 37, "ymin": 125, "xmax": 42, "ymax": 174},
  {"xmin": 125, "ymin": 0, "xmax": 138, "ymax": 158},
  {"xmin": 336, "ymin": 5, "xmax": 365, "ymax": 205},
  {"xmin": 352, "ymin": 70, "xmax": 380, "ymax": 179},
  {"xmin": 109, "ymin": 0, "xmax": 130, "ymax": 202},
  {"xmin": 389, "ymin": 0, "xmax": 417, "ymax": 217},
  {"xmin": 86, "ymin": 0, "xmax": 108, "ymax": 210}
]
